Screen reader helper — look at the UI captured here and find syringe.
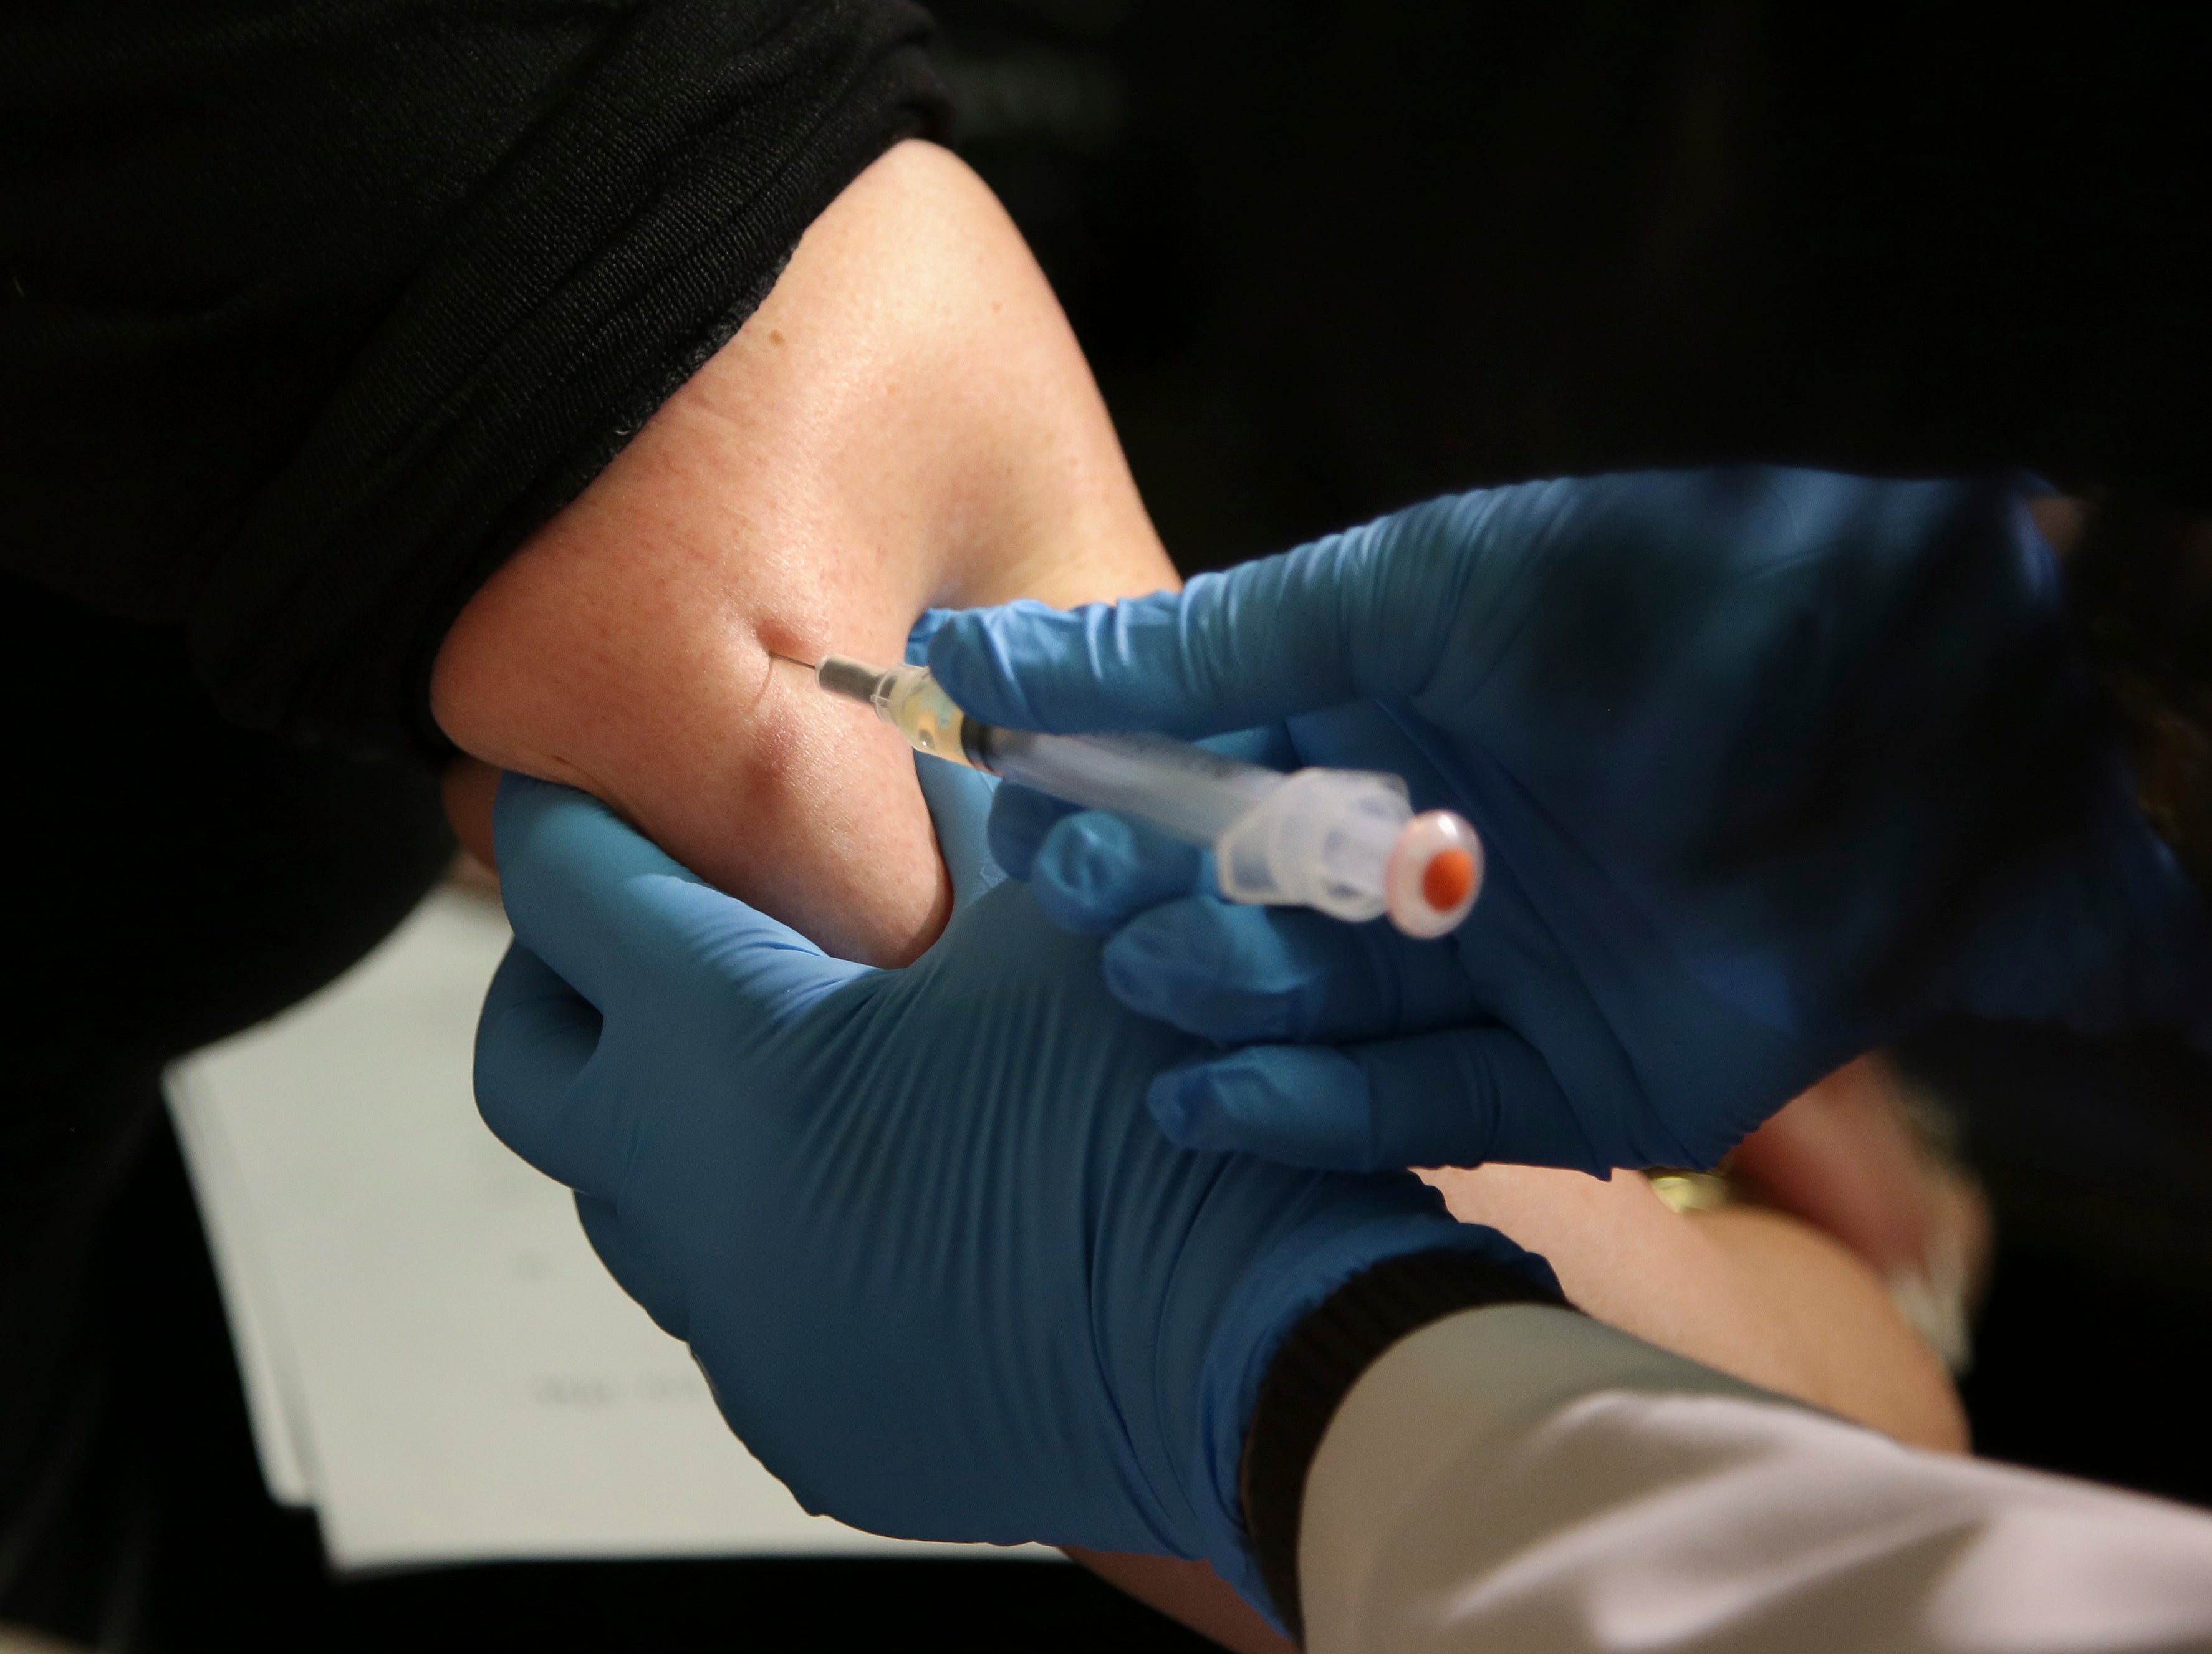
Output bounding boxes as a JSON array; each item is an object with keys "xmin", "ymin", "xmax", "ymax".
[{"xmin": 786, "ymin": 653, "xmax": 1483, "ymax": 938}]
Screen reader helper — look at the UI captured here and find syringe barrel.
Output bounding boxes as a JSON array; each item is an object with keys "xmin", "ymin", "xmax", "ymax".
[
  {"xmin": 970, "ymin": 726, "xmax": 1281, "ymax": 846},
  {"xmin": 813, "ymin": 656, "xmax": 1279, "ymax": 843},
  {"xmin": 808, "ymin": 653, "xmax": 1482, "ymax": 935},
  {"xmin": 976, "ymin": 728, "xmax": 1433, "ymax": 930}
]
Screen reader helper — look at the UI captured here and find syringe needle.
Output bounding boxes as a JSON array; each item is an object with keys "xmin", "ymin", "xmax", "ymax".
[{"xmin": 766, "ymin": 650, "xmax": 820, "ymax": 671}]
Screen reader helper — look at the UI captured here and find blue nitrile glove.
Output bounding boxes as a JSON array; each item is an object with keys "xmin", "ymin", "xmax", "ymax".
[
  {"xmin": 473, "ymin": 767, "xmax": 1555, "ymax": 1620},
  {"xmin": 927, "ymin": 468, "xmax": 2212, "ymax": 1176}
]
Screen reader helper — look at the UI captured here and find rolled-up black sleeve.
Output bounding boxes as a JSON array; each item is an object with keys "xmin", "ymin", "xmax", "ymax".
[{"xmin": 1, "ymin": 0, "xmax": 946, "ymax": 759}]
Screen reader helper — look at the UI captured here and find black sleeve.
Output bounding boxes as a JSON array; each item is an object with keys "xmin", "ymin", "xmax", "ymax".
[{"xmin": 1, "ymin": 0, "xmax": 947, "ymax": 761}]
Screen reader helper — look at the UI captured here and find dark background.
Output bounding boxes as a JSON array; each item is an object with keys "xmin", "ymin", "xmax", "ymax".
[{"xmin": 935, "ymin": 0, "xmax": 2212, "ymax": 565}]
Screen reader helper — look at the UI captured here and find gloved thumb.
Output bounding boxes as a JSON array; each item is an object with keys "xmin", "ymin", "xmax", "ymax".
[
  {"xmin": 1147, "ymin": 1027, "xmax": 1606, "ymax": 1176},
  {"xmin": 926, "ymin": 491, "xmax": 1508, "ymax": 739}
]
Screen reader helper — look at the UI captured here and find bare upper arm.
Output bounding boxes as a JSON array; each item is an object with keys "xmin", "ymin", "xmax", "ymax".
[{"xmin": 429, "ymin": 139, "xmax": 1174, "ymax": 963}]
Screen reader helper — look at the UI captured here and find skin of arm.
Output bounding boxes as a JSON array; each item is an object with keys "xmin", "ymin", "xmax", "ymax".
[{"xmin": 431, "ymin": 138, "xmax": 1175, "ymax": 964}]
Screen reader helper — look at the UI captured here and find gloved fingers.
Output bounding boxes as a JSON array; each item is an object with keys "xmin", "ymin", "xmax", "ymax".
[
  {"xmin": 1102, "ymin": 902, "xmax": 1477, "ymax": 1042},
  {"xmin": 1031, "ymin": 812, "xmax": 1212, "ymax": 935},
  {"xmin": 1145, "ymin": 1026, "xmax": 1602, "ymax": 1175},
  {"xmin": 475, "ymin": 941, "xmax": 631, "ymax": 1195},
  {"xmin": 913, "ymin": 753, "xmax": 1004, "ymax": 913},
  {"xmin": 985, "ymin": 782, "xmax": 1078, "ymax": 881},
  {"xmin": 927, "ymin": 494, "xmax": 1498, "ymax": 738},
  {"xmin": 575, "ymin": 1192, "xmax": 690, "ymax": 1342}
]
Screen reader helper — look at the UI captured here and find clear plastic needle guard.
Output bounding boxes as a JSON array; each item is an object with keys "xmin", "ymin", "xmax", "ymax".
[{"xmin": 801, "ymin": 653, "xmax": 1483, "ymax": 938}]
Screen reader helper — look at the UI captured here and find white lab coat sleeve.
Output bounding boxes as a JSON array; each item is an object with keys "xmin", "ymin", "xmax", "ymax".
[{"xmin": 1297, "ymin": 1304, "xmax": 2212, "ymax": 1654}]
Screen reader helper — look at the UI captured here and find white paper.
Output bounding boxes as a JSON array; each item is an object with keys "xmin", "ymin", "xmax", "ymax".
[
  {"xmin": 169, "ymin": 888, "xmax": 1051, "ymax": 1572},
  {"xmin": 165, "ymin": 1074, "xmax": 318, "ymax": 1506}
]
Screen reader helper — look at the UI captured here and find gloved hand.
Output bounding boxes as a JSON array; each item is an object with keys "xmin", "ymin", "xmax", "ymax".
[
  {"xmin": 474, "ymin": 764, "xmax": 1554, "ymax": 1619},
  {"xmin": 927, "ymin": 469, "xmax": 2212, "ymax": 1175}
]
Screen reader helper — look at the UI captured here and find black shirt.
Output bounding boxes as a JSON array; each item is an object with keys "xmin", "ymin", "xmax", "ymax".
[
  {"xmin": 2, "ymin": 0, "xmax": 946, "ymax": 760},
  {"xmin": 3, "ymin": 17, "xmax": 940, "ymax": 1620}
]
